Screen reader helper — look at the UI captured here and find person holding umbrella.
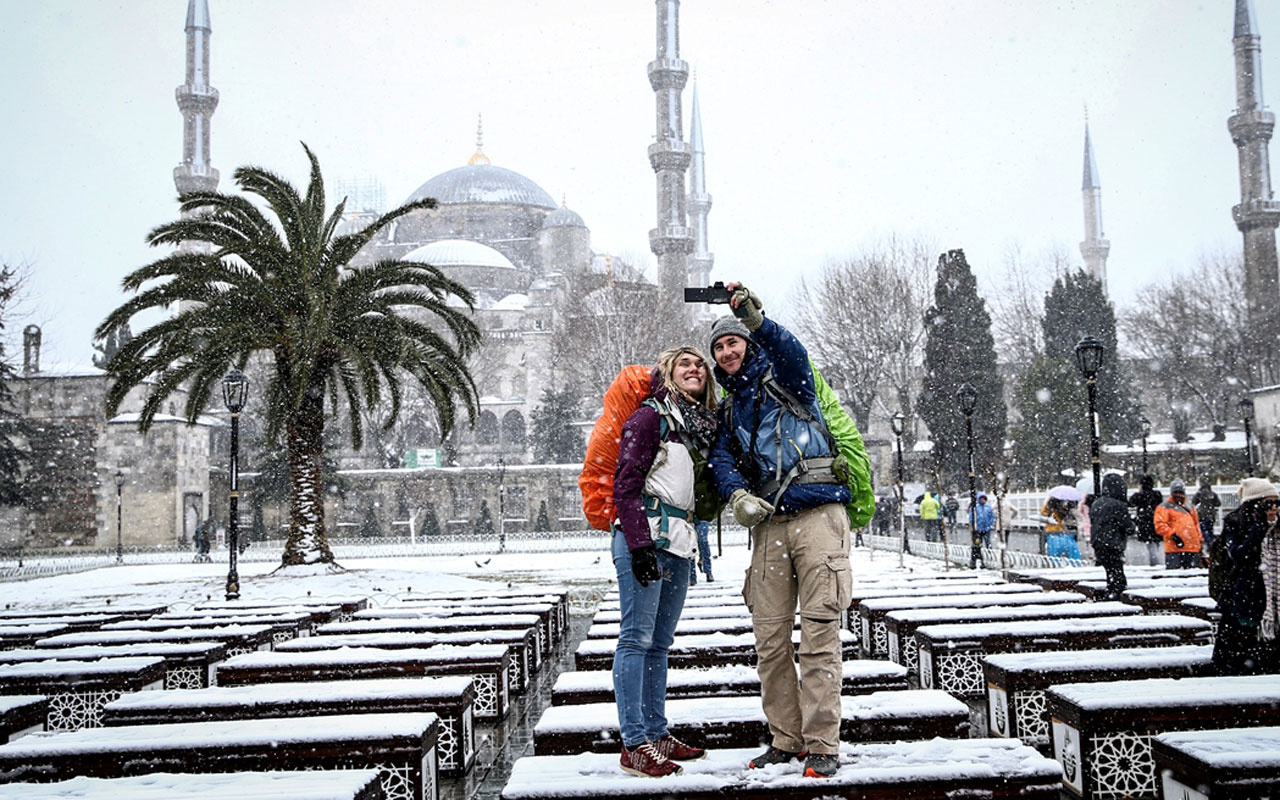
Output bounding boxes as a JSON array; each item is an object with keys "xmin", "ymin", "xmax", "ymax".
[{"xmin": 1042, "ymin": 485, "xmax": 1083, "ymax": 560}]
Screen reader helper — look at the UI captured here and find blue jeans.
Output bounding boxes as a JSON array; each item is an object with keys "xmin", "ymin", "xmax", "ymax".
[
  {"xmin": 611, "ymin": 529, "xmax": 691, "ymax": 749},
  {"xmin": 693, "ymin": 520, "xmax": 713, "ymax": 580}
]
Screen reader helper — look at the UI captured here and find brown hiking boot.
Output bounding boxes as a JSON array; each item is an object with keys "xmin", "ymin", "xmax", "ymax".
[
  {"xmin": 748, "ymin": 745, "xmax": 807, "ymax": 769},
  {"xmin": 620, "ymin": 742, "xmax": 683, "ymax": 778},
  {"xmin": 655, "ymin": 733, "xmax": 706, "ymax": 761}
]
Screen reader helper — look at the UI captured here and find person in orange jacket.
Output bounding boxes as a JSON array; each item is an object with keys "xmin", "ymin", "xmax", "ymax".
[{"xmin": 1154, "ymin": 479, "xmax": 1202, "ymax": 569}]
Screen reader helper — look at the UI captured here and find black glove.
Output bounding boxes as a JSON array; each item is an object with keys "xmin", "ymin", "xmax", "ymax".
[
  {"xmin": 1171, "ymin": 533, "xmax": 1185, "ymax": 549},
  {"xmin": 630, "ymin": 545, "xmax": 661, "ymax": 587}
]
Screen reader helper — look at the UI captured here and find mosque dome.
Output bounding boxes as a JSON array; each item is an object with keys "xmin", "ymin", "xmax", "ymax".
[
  {"xmin": 403, "ymin": 239, "xmax": 518, "ymax": 271},
  {"xmin": 542, "ymin": 205, "xmax": 585, "ymax": 229},
  {"xmin": 405, "ymin": 164, "xmax": 556, "ymax": 209}
]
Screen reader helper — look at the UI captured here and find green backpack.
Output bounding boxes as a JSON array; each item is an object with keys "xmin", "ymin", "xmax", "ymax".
[{"xmin": 811, "ymin": 364, "xmax": 876, "ymax": 529}]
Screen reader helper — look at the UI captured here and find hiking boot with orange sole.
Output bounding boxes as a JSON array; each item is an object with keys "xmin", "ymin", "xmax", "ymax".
[
  {"xmin": 803, "ymin": 752, "xmax": 840, "ymax": 778},
  {"xmin": 748, "ymin": 745, "xmax": 807, "ymax": 769}
]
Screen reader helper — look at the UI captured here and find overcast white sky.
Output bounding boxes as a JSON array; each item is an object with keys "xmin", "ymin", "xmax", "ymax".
[{"xmin": 0, "ymin": 1, "xmax": 1271, "ymax": 366}]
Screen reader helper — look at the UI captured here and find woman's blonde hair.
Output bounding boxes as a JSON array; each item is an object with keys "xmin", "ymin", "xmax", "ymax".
[{"xmin": 656, "ymin": 346, "xmax": 717, "ymax": 411}]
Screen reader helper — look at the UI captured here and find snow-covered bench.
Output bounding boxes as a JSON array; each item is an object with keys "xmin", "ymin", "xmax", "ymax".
[
  {"xmin": 915, "ymin": 614, "xmax": 1214, "ymax": 697},
  {"xmin": 101, "ymin": 613, "xmax": 311, "ymax": 646},
  {"xmin": 981, "ymin": 644, "xmax": 1213, "ymax": 746},
  {"xmin": 0, "ymin": 614, "xmax": 128, "ymax": 635},
  {"xmin": 0, "ymin": 712, "xmax": 440, "ymax": 800},
  {"xmin": 0, "ymin": 624, "xmax": 76, "ymax": 650},
  {"xmin": 849, "ymin": 581, "xmax": 1042, "ymax": 644},
  {"xmin": 0, "ymin": 657, "xmax": 165, "ymax": 731},
  {"xmin": 0, "ymin": 606, "xmax": 166, "ymax": 622},
  {"xmin": 1153, "ymin": 725, "xmax": 1280, "ymax": 800},
  {"xmin": 551, "ymin": 661, "xmax": 908, "ymax": 706},
  {"xmin": 1006, "ymin": 565, "xmax": 1204, "ymax": 593},
  {"xmin": 884, "ymin": 599, "xmax": 1137, "ymax": 674},
  {"xmin": 591, "ymin": 603, "xmax": 750, "ymax": 624},
  {"xmin": 0, "ymin": 642, "xmax": 228, "ymax": 690},
  {"xmin": 502, "ymin": 739, "xmax": 1062, "ymax": 800},
  {"xmin": 1047, "ymin": 674, "xmax": 1280, "ymax": 800},
  {"xmin": 387, "ymin": 599, "xmax": 563, "ymax": 652},
  {"xmin": 275, "ymin": 626, "xmax": 538, "ymax": 694},
  {"xmin": 857, "ymin": 588, "xmax": 1084, "ymax": 659},
  {"xmin": 0, "ymin": 696, "xmax": 46, "ymax": 742},
  {"xmin": 403, "ymin": 587, "xmax": 569, "ymax": 629},
  {"xmin": 1, "ymin": 769, "xmax": 387, "ymax": 800},
  {"xmin": 216, "ymin": 644, "xmax": 512, "ymax": 720},
  {"xmin": 573, "ymin": 628, "xmax": 858, "ymax": 671},
  {"xmin": 188, "ymin": 603, "xmax": 344, "ymax": 628},
  {"xmin": 196, "ymin": 597, "xmax": 367, "ymax": 623},
  {"xmin": 1119, "ymin": 582, "xmax": 1210, "ymax": 615},
  {"xmin": 585, "ymin": 615, "xmax": 760, "ymax": 640},
  {"xmin": 532, "ymin": 690, "xmax": 968, "ymax": 755},
  {"xmin": 319, "ymin": 612, "xmax": 547, "ymax": 660},
  {"xmin": 101, "ymin": 675, "xmax": 478, "ymax": 776},
  {"xmin": 37, "ymin": 624, "xmax": 278, "ymax": 659}
]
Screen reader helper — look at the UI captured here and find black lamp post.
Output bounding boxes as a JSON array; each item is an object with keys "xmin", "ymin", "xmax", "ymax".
[
  {"xmin": 890, "ymin": 411, "xmax": 906, "ymax": 566},
  {"xmin": 222, "ymin": 367, "xmax": 248, "ymax": 601},
  {"xmin": 497, "ymin": 456, "xmax": 506, "ymax": 554},
  {"xmin": 957, "ymin": 382, "xmax": 979, "ymax": 569},
  {"xmin": 1240, "ymin": 396, "xmax": 1256, "ymax": 475},
  {"xmin": 114, "ymin": 470, "xmax": 125, "ymax": 565},
  {"xmin": 1074, "ymin": 336, "xmax": 1105, "ymax": 500},
  {"xmin": 1138, "ymin": 416, "xmax": 1151, "ymax": 476}
]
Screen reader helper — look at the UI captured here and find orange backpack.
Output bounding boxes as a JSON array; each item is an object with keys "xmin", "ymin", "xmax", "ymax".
[{"xmin": 579, "ymin": 365, "xmax": 654, "ymax": 530}]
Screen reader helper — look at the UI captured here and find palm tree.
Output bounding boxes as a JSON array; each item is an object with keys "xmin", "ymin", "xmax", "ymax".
[{"xmin": 97, "ymin": 143, "xmax": 480, "ymax": 566}]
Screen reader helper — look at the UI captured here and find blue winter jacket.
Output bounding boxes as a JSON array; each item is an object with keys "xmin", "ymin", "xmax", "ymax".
[
  {"xmin": 709, "ymin": 316, "xmax": 851, "ymax": 516},
  {"xmin": 970, "ymin": 501, "xmax": 995, "ymax": 532}
]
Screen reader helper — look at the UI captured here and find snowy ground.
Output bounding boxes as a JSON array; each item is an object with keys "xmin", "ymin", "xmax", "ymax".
[{"xmin": 0, "ymin": 541, "xmax": 943, "ymax": 611}]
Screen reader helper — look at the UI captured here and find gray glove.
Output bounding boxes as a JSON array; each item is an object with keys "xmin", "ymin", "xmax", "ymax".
[
  {"xmin": 730, "ymin": 488, "xmax": 775, "ymax": 528},
  {"xmin": 731, "ymin": 285, "xmax": 764, "ymax": 331}
]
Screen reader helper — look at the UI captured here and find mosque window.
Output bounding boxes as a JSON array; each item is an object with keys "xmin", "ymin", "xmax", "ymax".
[
  {"xmin": 502, "ymin": 410, "xmax": 526, "ymax": 448},
  {"xmin": 476, "ymin": 411, "xmax": 499, "ymax": 445}
]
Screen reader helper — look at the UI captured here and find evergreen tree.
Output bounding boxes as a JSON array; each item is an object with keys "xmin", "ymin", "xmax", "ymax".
[
  {"xmin": 91, "ymin": 323, "xmax": 133, "ymax": 370},
  {"xmin": 419, "ymin": 501, "xmax": 441, "ymax": 537},
  {"xmin": 0, "ymin": 267, "xmax": 29, "ymax": 505},
  {"xmin": 251, "ymin": 501, "xmax": 266, "ymax": 542},
  {"xmin": 1009, "ymin": 355, "xmax": 1087, "ymax": 487},
  {"xmin": 917, "ymin": 249, "xmax": 1007, "ymax": 489},
  {"xmin": 534, "ymin": 500, "xmax": 551, "ymax": 532},
  {"xmin": 1042, "ymin": 270, "xmax": 1140, "ymax": 443},
  {"xmin": 360, "ymin": 504, "xmax": 381, "ymax": 539},
  {"xmin": 475, "ymin": 499, "xmax": 495, "ymax": 538},
  {"xmin": 530, "ymin": 387, "xmax": 585, "ymax": 464}
]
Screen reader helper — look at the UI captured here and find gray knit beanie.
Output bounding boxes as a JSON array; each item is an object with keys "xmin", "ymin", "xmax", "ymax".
[{"xmin": 708, "ymin": 315, "xmax": 751, "ymax": 356}]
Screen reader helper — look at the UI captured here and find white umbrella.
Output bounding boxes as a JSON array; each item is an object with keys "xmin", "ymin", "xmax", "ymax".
[
  {"xmin": 1047, "ymin": 484, "xmax": 1083, "ymax": 502},
  {"xmin": 1075, "ymin": 475, "xmax": 1097, "ymax": 496}
]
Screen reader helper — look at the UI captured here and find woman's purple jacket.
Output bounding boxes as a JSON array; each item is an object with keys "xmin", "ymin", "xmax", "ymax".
[{"xmin": 612, "ymin": 372, "xmax": 688, "ymax": 553}]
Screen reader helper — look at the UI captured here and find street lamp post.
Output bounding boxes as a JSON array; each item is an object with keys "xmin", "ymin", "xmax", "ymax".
[
  {"xmin": 1139, "ymin": 416, "xmax": 1151, "ymax": 477},
  {"xmin": 995, "ymin": 470, "xmax": 1009, "ymax": 571},
  {"xmin": 114, "ymin": 470, "xmax": 125, "ymax": 565},
  {"xmin": 1240, "ymin": 396, "xmax": 1256, "ymax": 476},
  {"xmin": 890, "ymin": 411, "xmax": 906, "ymax": 567},
  {"xmin": 497, "ymin": 456, "xmax": 506, "ymax": 554},
  {"xmin": 1074, "ymin": 336, "xmax": 1106, "ymax": 500},
  {"xmin": 957, "ymin": 382, "xmax": 979, "ymax": 570},
  {"xmin": 222, "ymin": 367, "xmax": 248, "ymax": 601}
]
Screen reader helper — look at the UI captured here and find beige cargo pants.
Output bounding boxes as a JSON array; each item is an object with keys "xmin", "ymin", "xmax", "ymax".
[{"xmin": 742, "ymin": 502, "xmax": 852, "ymax": 756}]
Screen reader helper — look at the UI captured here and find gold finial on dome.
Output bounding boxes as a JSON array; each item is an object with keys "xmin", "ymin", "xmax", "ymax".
[{"xmin": 467, "ymin": 114, "xmax": 491, "ymax": 166}]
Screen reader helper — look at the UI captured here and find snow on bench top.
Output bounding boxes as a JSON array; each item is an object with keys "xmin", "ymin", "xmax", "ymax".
[
  {"xmin": 983, "ymin": 644, "xmax": 1213, "ymax": 674},
  {"xmin": 0, "ymin": 606, "xmax": 166, "ymax": 619},
  {"xmin": 0, "ymin": 657, "xmax": 164, "ymax": 679},
  {"xmin": 502, "ymin": 740, "xmax": 1061, "ymax": 797},
  {"xmin": 853, "ymin": 583, "xmax": 1042, "ymax": 603},
  {"xmin": 105, "ymin": 676, "xmax": 475, "ymax": 712},
  {"xmin": 596, "ymin": 595, "xmax": 740, "ymax": 611},
  {"xmin": 574, "ymin": 628, "xmax": 854, "ymax": 655},
  {"xmin": 222, "ymin": 644, "xmax": 509, "ymax": 669},
  {"xmin": 0, "ymin": 696, "xmax": 46, "ymax": 713},
  {"xmin": 592, "ymin": 604, "xmax": 749, "ymax": 623},
  {"xmin": 0, "ymin": 642, "xmax": 226, "ymax": 662},
  {"xmin": 0, "ymin": 615, "xmax": 121, "ymax": 627},
  {"xmin": 103, "ymin": 615, "xmax": 308, "ymax": 631},
  {"xmin": 398, "ymin": 594, "xmax": 561, "ymax": 606},
  {"xmin": 37, "ymin": 625, "xmax": 275, "ymax": 647},
  {"xmin": 275, "ymin": 629, "xmax": 531, "ymax": 652},
  {"xmin": 1181, "ymin": 596, "xmax": 1219, "ymax": 610},
  {"xmin": 587, "ymin": 617, "xmax": 752, "ymax": 637},
  {"xmin": 0, "ymin": 713, "xmax": 438, "ymax": 756},
  {"xmin": 1049, "ymin": 674, "xmax": 1280, "ymax": 710},
  {"xmin": 888, "ymin": 600, "xmax": 1135, "ymax": 626},
  {"xmin": 1156, "ymin": 725, "xmax": 1280, "ymax": 768},
  {"xmin": 354, "ymin": 604, "xmax": 552, "ymax": 619},
  {"xmin": 318, "ymin": 614, "xmax": 539, "ymax": 633},
  {"xmin": 196, "ymin": 600, "xmax": 354, "ymax": 611},
  {"xmin": 1123, "ymin": 584, "xmax": 1210, "ymax": 599},
  {"xmin": 916, "ymin": 613, "xmax": 1210, "ymax": 640},
  {"xmin": 860, "ymin": 589, "xmax": 1079, "ymax": 613},
  {"xmin": 553, "ymin": 660, "xmax": 906, "ymax": 693},
  {"xmin": 1, "ymin": 771, "xmax": 384, "ymax": 799},
  {"xmin": 0, "ymin": 623, "xmax": 70, "ymax": 636},
  {"xmin": 534, "ymin": 690, "xmax": 964, "ymax": 735},
  {"xmin": 405, "ymin": 586, "xmax": 566, "ymax": 600}
]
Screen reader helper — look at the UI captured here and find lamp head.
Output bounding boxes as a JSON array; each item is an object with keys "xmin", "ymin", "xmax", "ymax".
[
  {"xmin": 1074, "ymin": 335, "xmax": 1105, "ymax": 379},
  {"xmin": 1138, "ymin": 416, "xmax": 1151, "ymax": 438},
  {"xmin": 1239, "ymin": 396, "xmax": 1256, "ymax": 423},
  {"xmin": 890, "ymin": 411, "xmax": 904, "ymax": 436},
  {"xmin": 114, "ymin": 470, "xmax": 125, "ymax": 490},
  {"xmin": 222, "ymin": 367, "xmax": 249, "ymax": 413},
  {"xmin": 957, "ymin": 382, "xmax": 978, "ymax": 416}
]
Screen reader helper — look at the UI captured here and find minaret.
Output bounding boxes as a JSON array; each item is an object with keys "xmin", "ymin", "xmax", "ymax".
[
  {"xmin": 1079, "ymin": 119, "xmax": 1110, "ymax": 288},
  {"xmin": 173, "ymin": 0, "xmax": 219, "ymax": 197},
  {"xmin": 647, "ymin": 0, "xmax": 694, "ymax": 310},
  {"xmin": 687, "ymin": 78, "xmax": 714, "ymax": 321},
  {"xmin": 1231, "ymin": 0, "xmax": 1280, "ymax": 380}
]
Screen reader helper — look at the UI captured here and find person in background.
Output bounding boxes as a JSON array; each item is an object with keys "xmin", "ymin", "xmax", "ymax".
[
  {"xmin": 1193, "ymin": 478, "xmax": 1221, "ymax": 565},
  {"xmin": 1041, "ymin": 497, "xmax": 1082, "ymax": 560},
  {"xmin": 872, "ymin": 496, "xmax": 892, "ymax": 539},
  {"xmin": 1214, "ymin": 478, "xmax": 1278, "ymax": 675},
  {"xmin": 968, "ymin": 492, "xmax": 994, "ymax": 569},
  {"xmin": 690, "ymin": 519, "xmax": 713, "ymax": 584},
  {"xmin": 920, "ymin": 491, "xmax": 942, "ymax": 543},
  {"xmin": 1090, "ymin": 474, "xmax": 1134, "ymax": 601},
  {"xmin": 1129, "ymin": 475, "xmax": 1164, "ymax": 567},
  {"xmin": 612, "ymin": 346, "xmax": 718, "ymax": 777},
  {"xmin": 943, "ymin": 494, "xmax": 960, "ymax": 543},
  {"xmin": 1155, "ymin": 479, "xmax": 1202, "ymax": 569}
]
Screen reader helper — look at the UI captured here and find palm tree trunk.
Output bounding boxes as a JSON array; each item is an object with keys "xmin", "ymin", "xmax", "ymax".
[{"xmin": 281, "ymin": 392, "xmax": 335, "ymax": 565}]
